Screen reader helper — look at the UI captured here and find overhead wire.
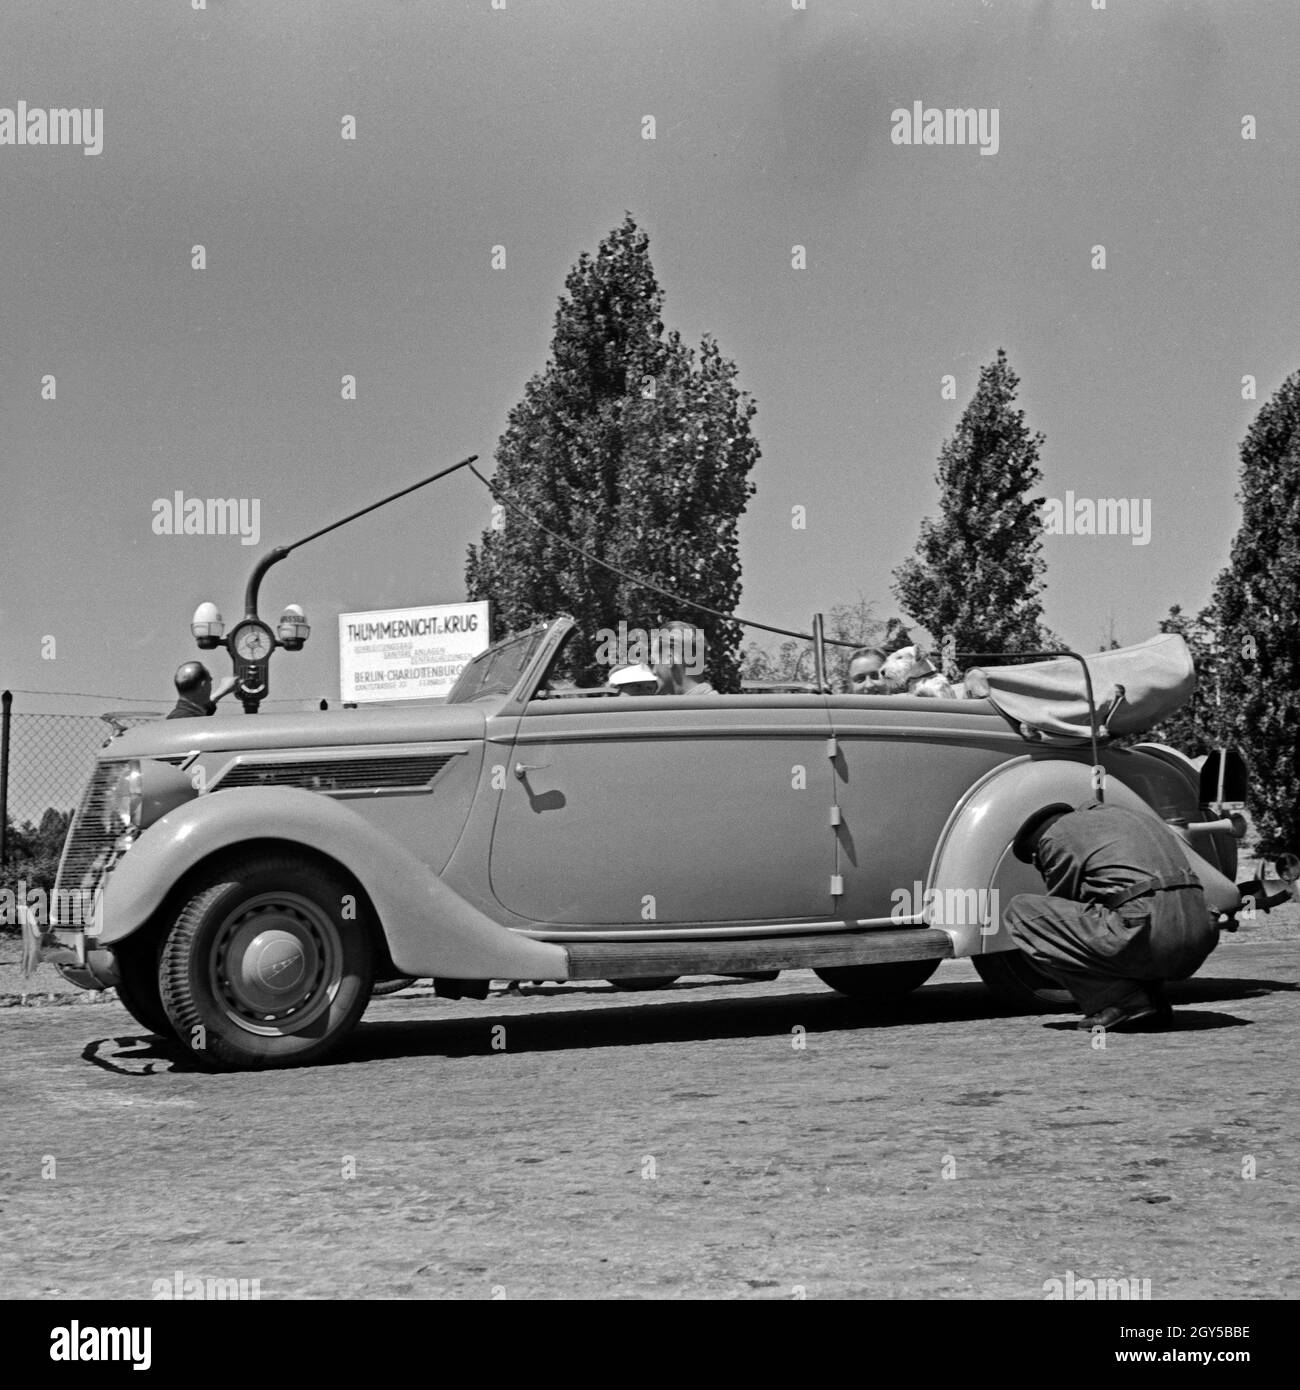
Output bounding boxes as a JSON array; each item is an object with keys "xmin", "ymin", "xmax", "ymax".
[{"xmin": 467, "ymin": 463, "xmax": 860, "ymax": 650}]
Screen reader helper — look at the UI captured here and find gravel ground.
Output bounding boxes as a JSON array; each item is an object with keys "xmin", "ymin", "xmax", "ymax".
[{"xmin": 1, "ymin": 921, "xmax": 1295, "ymax": 1301}]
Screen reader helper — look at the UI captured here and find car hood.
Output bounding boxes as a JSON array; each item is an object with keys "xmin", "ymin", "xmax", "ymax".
[{"xmin": 102, "ymin": 703, "xmax": 490, "ymax": 760}]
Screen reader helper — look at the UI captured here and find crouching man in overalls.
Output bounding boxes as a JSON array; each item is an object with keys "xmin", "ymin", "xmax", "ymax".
[{"xmin": 1005, "ymin": 799, "xmax": 1226, "ymax": 1032}]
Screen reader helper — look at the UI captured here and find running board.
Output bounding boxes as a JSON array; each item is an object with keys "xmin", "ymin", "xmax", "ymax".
[{"xmin": 563, "ymin": 928, "xmax": 953, "ymax": 981}]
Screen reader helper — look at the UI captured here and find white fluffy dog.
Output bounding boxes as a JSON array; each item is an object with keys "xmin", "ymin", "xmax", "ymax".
[{"xmin": 880, "ymin": 645, "xmax": 960, "ymax": 698}]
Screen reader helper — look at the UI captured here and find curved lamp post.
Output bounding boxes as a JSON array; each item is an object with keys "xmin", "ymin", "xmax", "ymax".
[{"xmin": 186, "ymin": 455, "xmax": 477, "ymax": 713}]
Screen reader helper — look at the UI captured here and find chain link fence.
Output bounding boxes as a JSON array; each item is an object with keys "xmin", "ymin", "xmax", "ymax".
[{"xmin": 1, "ymin": 694, "xmax": 163, "ymax": 866}]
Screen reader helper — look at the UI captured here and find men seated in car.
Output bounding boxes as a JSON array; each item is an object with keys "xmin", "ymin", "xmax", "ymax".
[
  {"xmin": 843, "ymin": 647, "xmax": 889, "ymax": 694},
  {"xmin": 608, "ymin": 663, "xmax": 661, "ymax": 696},
  {"xmin": 653, "ymin": 619, "xmax": 717, "ymax": 695}
]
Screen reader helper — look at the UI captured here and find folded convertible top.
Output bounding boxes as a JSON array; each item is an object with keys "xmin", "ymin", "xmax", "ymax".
[{"xmin": 963, "ymin": 633, "xmax": 1194, "ymax": 745}]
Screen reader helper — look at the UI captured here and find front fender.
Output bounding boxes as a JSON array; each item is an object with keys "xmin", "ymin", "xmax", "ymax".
[
  {"xmin": 925, "ymin": 755, "xmax": 1239, "ymax": 957},
  {"xmin": 98, "ymin": 787, "xmax": 569, "ymax": 980}
]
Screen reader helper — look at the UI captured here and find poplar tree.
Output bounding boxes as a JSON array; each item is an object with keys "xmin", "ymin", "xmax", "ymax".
[
  {"xmin": 892, "ymin": 349, "xmax": 1052, "ymax": 672},
  {"xmin": 739, "ymin": 597, "xmax": 901, "ymax": 688},
  {"xmin": 1206, "ymin": 369, "xmax": 1300, "ymax": 855},
  {"xmin": 465, "ymin": 215, "xmax": 759, "ymax": 689}
]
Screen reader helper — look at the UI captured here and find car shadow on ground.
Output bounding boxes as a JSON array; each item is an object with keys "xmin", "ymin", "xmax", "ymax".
[
  {"xmin": 333, "ymin": 974, "xmax": 1288, "ymax": 1065},
  {"xmin": 81, "ymin": 1033, "xmax": 205, "ymax": 1075},
  {"xmin": 76, "ymin": 975, "xmax": 1294, "ymax": 1073}
]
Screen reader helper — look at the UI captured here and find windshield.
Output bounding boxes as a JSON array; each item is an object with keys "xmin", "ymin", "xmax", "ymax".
[{"xmin": 445, "ymin": 626, "xmax": 549, "ymax": 704}]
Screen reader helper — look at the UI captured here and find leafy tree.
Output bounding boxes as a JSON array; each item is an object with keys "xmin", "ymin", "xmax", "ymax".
[
  {"xmin": 826, "ymin": 598, "xmax": 909, "ymax": 689},
  {"xmin": 739, "ymin": 636, "xmax": 808, "ymax": 685},
  {"xmin": 880, "ymin": 617, "xmax": 914, "ymax": 654},
  {"xmin": 1205, "ymin": 370, "xmax": 1300, "ymax": 855},
  {"xmin": 465, "ymin": 215, "xmax": 759, "ymax": 690},
  {"xmin": 1098, "ymin": 612, "xmax": 1122, "ymax": 651},
  {"xmin": 892, "ymin": 349, "xmax": 1052, "ymax": 676},
  {"xmin": 1, "ymin": 806, "xmax": 71, "ymax": 928},
  {"xmin": 739, "ymin": 597, "xmax": 912, "ymax": 690}
]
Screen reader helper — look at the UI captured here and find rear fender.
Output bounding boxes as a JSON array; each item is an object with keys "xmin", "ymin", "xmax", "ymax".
[
  {"xmin": 97, "ymin": 786, "xmax": 568, "ymax": 980},
  {"xmin": 925, "ymin": 756, "xmax": 1238, "ymax": 957}
]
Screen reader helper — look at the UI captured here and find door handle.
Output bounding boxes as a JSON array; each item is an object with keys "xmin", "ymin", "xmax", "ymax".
[{"xmin": 514, "ymin": 761, "xmax": 551, "ymax": 779}]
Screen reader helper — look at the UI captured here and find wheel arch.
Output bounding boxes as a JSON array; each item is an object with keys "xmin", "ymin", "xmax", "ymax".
[
  {"xmin": 925, "ymin": 754, "xmax": 1164, "ymax": 958},
  {"xmin": 130, "ymin": 838, "xmax": 398, "ymax": 979},
  {"xmin": 96, "ymin": 787, "xmax": 569, "ymax": 980}
]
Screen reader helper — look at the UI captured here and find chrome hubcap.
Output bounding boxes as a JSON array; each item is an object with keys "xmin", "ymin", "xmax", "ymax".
[{"xmin": 211, "ymin": 894, "xmax": 342, "ymax": 1036}]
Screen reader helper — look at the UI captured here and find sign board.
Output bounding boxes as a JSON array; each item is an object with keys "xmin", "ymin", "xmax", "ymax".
[{"xmin": 338, "ymin": 601, "xmax": 490, "ymax": 702}]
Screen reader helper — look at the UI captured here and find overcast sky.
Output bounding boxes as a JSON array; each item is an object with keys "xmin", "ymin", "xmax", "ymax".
[{"xmin": 3, "ymin": 0, "xmax": 1298, "ymax": 731}]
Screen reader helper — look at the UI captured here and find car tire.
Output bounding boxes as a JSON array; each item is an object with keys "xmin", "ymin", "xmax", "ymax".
[
  {"xmin": 159, "ymin": 854, "xmax": 374, "ymax": 1070},
  {"xmin": 608, "ymin": 976, "xmax": 680, "ymax": 991},
  {"xmin": 815, "ymin": 958, "xmax": 939, "ymax": 1000},
  {"xmin": 112, "ymin": 931, "xmax": 174, "ymax": 1039},
  {"xmin": 973, "ymin": 949, "xmax": 1074, "ymax": 1012}
]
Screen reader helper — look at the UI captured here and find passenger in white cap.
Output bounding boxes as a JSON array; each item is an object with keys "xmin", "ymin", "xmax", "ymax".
[{"xmin": 608, "ymin": 663, "xmax": 662, "ymax": 696}]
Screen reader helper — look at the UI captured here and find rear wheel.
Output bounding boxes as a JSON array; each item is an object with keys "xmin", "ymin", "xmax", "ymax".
[
  {"xmin": 160, "ymin": 855, "xmax": 374, "ymax": 1069},
  {"xmin": 973, "ymin": 949, "xmax": 1074, "ymax": 1012},
  {"xmin": 608, "ymin": 976, "xmax": 679, "ymax": 992},
  {"xmin": 112, "ymin": 932, "xmax": 173, "ymax": 1038},
  {"xmin": 815, "ymin": 958, "xmax": 939, "ymax": 1000}
]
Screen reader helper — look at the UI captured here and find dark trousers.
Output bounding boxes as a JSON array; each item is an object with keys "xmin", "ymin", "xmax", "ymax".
[{"xmin": 1004, "ymin": 890, "xmax": 1219, "ymax": 1016}]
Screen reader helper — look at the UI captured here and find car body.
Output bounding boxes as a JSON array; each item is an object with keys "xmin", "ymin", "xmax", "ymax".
[{"xmin": 37, "ymin": 616, "xmax": 1242, "ymax": 1068}]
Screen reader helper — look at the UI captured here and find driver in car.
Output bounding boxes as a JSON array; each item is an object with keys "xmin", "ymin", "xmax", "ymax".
[{"xmin": 652, "ymin": 620, "xmax": 717, "ymax": 696}]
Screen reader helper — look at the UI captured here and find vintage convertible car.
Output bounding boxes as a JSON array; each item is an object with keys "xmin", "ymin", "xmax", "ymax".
[{"xmin": 35, "ymin": 616, "xmax": 1246, "ymax": 1069}]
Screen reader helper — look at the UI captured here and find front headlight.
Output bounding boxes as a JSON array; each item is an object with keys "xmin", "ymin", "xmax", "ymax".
[
  {"xmin": 102, "ymin": 757, "xmax": 199, "ymax": 835},
  {"xmin": 104, "ymin": 761, "xmax": 142, "ymax": 833}
]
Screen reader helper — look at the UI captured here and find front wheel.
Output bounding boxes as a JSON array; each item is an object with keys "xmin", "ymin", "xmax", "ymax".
[
  {"xmin": 160, "ymin": 855, "xmax": 374, "ymax": 1069},
  {"xmin": 973, "ymin": 949, "xmax": 1074, "ymax": 1012},
  {"xmin": 815, "ymin": 958, "xmax": 939, "ymax": 1000}
]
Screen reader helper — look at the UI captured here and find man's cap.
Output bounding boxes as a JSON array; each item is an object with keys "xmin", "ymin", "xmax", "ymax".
[
  {"xmin": 608, "ymin": 663, "xmax": 657, "ymax": 687},
  {"xmin": 174, "ymin": 661, "xmax": 211, "ymax": 693},
  {"xmin": 1012, "ymin": 802, "xmax": 1073, "ymax": 862}
]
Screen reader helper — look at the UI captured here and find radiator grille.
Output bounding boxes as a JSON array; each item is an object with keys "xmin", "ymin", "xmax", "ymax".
[
  {"xmin": 53, "ymin": 760, "xmax": 130, "ymax": 907},
  {"xmin": 214, "ymin": 753, "xmax": 454, "ymax": 794}
]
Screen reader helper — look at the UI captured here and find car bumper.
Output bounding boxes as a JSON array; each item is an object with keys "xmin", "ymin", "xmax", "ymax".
[{"xmin": 26, "ymin": 927, "xmax": 120, "ymax": 991}]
